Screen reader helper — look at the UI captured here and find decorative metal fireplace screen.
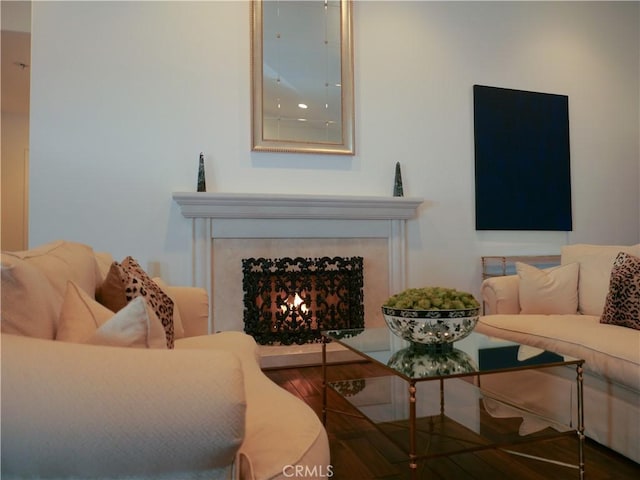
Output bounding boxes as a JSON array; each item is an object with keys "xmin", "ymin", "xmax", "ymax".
[{"xmin": 242, "ymin": 256, "xmax": 364, "ymax": 345}]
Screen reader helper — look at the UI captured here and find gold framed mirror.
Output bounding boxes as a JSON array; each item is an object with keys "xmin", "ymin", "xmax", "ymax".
[{"xmin": 251, "ymin": 0, "xmax": 354, "ymax": 155}]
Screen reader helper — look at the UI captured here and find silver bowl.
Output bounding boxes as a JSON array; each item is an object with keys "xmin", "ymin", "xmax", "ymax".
[
  {"xmin": 381, "ymin": 306, "xmax": 479, "ymax": 345},
  {"xmin": 387, "ymin": 346, "xmax": 478, "ymax": 378}
]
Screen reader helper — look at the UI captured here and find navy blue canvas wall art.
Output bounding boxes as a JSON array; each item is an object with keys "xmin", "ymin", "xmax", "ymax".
[{"xmin": 473, "ymin": 85, "xmax": 572, "ymax": 231}]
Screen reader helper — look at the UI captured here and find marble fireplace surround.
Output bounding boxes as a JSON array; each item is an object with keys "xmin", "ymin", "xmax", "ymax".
[{"xmin": 173, "ymin": 192, "xmax": 423, "ymax": 366}]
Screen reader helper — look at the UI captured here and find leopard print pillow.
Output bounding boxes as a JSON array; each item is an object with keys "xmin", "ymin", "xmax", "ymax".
[
  {"xmin": 600, "ymin": 252, "xmax": 640, "ymax": 330},
  {"xmin": 119, "ymin": 257, "xmax": 175, "ymax": 348},
  {"xmin": 97, "ymin": 257, "xmax": 175, "ymax": 348}
]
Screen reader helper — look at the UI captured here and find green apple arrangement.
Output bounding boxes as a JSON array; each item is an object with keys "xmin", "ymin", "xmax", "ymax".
[{"xmin": 384, "ymin": 286, "xmax": 479, "ymax": 311}]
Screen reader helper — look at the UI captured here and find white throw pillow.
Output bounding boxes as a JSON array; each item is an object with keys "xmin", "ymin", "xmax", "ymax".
[
  {"xmin": 57, "ymin": 281, "xmax": 167, "ymax": 349},
  {"xmin": 516, "ymin": 262, "xmax": 579, "ymax": 314}
]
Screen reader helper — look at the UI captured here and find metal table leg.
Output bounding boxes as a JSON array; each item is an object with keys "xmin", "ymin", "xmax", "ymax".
[
  {"xmin": 577, "ymin": 362, "xmax": 585, "ymax": 479},
  {"xmin": 322, "ymin": 340, "xmax": 328, "ymax": 425},
  {"xmin": 409, "ymin": 381, "xmax": 417, "ymax": 479}
]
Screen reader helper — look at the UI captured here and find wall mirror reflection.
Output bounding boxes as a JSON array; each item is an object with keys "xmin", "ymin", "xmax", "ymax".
[{"xmin": 251, "ymin": 0, "xmax": 354, "ymax": 155}]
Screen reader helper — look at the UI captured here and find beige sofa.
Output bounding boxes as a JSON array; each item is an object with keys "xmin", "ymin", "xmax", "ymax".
[
  {"xmin": 476, "ymin": 243, "xmax": 640, "ymax": 463},
  {"xmin": 1, "ymin": 240, "xmax": 330, "ymax": 480}
]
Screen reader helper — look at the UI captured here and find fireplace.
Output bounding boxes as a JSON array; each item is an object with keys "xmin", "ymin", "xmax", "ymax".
[
  {"xmin": 242, "ymin": 256, "xmax": 364, "ymax": 345},
  {"xmin": 172, "ymin": 192, "xmax": 423, "ymax": 366}
]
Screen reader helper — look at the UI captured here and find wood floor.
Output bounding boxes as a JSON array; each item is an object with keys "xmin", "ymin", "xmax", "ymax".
[{"xmin": 264, "ymin": 361, "xmax": 640, "ymax": 480}]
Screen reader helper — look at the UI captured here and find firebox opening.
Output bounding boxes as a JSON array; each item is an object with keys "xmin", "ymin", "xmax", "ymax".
[{"xmin": 242, "ymin": 256, "xmax": 364, "ymax": 345}]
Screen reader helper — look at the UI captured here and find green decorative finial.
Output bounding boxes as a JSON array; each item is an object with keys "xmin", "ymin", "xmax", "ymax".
[
  {"xmin": 393, "ymin": 162, "xmax": 404, "ymax": 197},
  {"xmin": 197, "ymin": 152, "xmax": 206, "ymax": 192}
]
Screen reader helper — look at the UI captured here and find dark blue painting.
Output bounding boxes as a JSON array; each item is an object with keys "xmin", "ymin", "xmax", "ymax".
[{"xmin": 473, "ymin": 85, "xmax": 572, "ymax": 231}]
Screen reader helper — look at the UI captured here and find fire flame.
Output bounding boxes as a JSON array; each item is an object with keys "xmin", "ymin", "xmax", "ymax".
[{"xmin": 280, "ymin": 292, "xmax": 308, "ymax": 314}]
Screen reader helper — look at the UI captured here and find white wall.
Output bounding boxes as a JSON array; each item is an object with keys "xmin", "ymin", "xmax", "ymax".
[{"xmin": 29, "ymin": 1, "xmax": 639, "ymax": 299}]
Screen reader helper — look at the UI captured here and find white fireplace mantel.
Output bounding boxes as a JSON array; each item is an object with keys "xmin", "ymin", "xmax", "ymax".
[
  {"xmin": 172, "ymin": 192, "xmax": 423, "ymax": 220},
  {"xmin": 173, "ymin": 192, "xmax": 424, "ymax": 334}
]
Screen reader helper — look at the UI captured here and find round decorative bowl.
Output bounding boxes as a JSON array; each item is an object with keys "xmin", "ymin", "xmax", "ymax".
[
  {"xmin": 381, "ymin": 305, "xmax": 480, "ymax": 345},
  {"xmin": 387, "ymin": 345, "xmax": 478, "ymax": 378}
]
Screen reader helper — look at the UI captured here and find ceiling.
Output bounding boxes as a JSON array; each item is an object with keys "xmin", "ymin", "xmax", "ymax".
[{"xmin": 1, "ymin": 1, "xmax": 31, "ymax": 115}]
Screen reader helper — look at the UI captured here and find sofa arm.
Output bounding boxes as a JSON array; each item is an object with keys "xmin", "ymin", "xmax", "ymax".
[
  {"xmin": 481, "ymin": 275, "xmax": 521, "ymax": 314},
  {"xmin": 164, "ymin": 284, "xmax": 209, "ymax": 337},
  {"xmin": 2, "ymin": 334, "xmax": 245, "ymax": 479}
]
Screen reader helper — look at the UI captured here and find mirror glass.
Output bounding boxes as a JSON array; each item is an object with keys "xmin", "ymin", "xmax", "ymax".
[{"xmin": 251, "ymin": 0, "xmax": 354, "ymax": 155}]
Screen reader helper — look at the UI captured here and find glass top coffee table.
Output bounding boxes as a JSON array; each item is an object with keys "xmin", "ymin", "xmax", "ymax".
[{"xmin": 321, "ymin": 328, "xmax": 585, "ymax": 479}]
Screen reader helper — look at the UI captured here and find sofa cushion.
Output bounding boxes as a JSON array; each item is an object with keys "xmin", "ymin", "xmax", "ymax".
[
  {"xmin": 516, "ymin": 262, "xmax": 578, "ymax": 314},
  {"xmin": 601, "ymin": 252, "xmax": 640, "ymax": 330},
  {"xmin": 477, "ymin": 314, "xmax": 640, "ymax": 391},
  {"xmin": 1, "ymin": 254, "xmax": 62, "ymax": 339},
  {"xmin": 4, "ymin": 240, "xmax": 101, "ymax": 299},
  {"xmin": 561, "ymin": 243, "xmax": 640, "ymax": 316},
  {"xmin": 97, "ymin": 257, "xmax": 174, "ymax": 348},
  {"xmin": 57, "ymin": 281, "xmax": 167, "ymax": 349}
]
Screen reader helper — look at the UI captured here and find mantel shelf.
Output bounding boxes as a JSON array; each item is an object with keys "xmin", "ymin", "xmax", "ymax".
[{"xmin": 172, "ymin": 192, "xmax": 423, "ymax": 220}]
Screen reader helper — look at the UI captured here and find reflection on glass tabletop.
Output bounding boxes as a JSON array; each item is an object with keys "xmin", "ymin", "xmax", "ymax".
[{"xmin": 322, "ymin": 328, "xmax": 581, "ymax": 381}]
